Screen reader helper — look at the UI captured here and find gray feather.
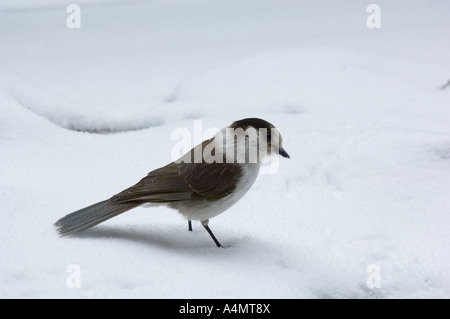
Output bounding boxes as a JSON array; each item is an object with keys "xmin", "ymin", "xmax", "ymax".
[{"xmin": 55, "ymin": 200, "xmax": 139, "ymax": 236}]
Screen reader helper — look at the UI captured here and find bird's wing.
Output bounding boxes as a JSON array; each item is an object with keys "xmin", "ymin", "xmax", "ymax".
[
  {"xmin": 110, "ymin": 152, "xmax": 242, "ymax": 204},
  {"xmin": 110, "ymin": 162, "xmax": 193, "ymax": 204},
  {"xmin": 181, "ymin": 161, "xmax": 242, "ymax": 201},
  {"xmin": 178, "ymin": 137, "xmax": 243, "ymax": 201}
]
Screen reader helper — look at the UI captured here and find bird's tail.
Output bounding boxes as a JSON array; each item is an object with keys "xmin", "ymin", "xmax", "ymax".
[{"xmin": 55, "ymin": 200, "xmax": 139, "ymax": 236}]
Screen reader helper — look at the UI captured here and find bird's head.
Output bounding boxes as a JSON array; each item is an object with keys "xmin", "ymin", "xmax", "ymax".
[{"xmin": 228, "ymin": 118, "xmax": 290, "ymax": 162}]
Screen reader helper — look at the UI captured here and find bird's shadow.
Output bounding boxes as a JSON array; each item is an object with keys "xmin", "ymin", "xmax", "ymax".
[{"xmin": 70, "ymin": 224, "xmax": 243, "ymax": 254}]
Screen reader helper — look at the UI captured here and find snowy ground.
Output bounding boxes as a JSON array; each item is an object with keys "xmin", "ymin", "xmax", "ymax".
[{"xmin": 1, "ymin": 0, "xmax": 450, "ymax": 298}]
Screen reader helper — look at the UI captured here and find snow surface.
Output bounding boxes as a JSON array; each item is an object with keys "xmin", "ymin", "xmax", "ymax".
[{"xmin": 1, "ymin": 0, "xmax": 450, "ymax": 298}]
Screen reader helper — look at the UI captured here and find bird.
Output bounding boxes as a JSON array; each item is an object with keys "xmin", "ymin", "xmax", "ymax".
[{"xmin": 55, "ymin": 118, "xmax": 290, "ymax": 247}]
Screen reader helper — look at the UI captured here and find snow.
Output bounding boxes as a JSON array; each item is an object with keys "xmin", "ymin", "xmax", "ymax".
[{"xmin": 1, "ymin": 0, "xmax": 450, "ymax": 298}]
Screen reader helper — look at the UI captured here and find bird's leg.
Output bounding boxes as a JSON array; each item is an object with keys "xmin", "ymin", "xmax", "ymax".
[
  {"xmin": 204, "ymin": 225, "xmax": 222, "ymax": 248},
  {"xmin": 201, "ymin": 220, "xmax": 222, "ymax": 248},
  {"xmin": 188, "ymin": 220, "xmax": 192, "ymax": 232}
]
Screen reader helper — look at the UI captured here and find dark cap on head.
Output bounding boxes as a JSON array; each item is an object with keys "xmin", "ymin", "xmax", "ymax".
[
  {"xmin": 229, "ymin": 118, "xmax": 275, "ymax": 130},
  {"xmin": 229, "ymin": 118, "xmax": 290, "ymax": 159}
]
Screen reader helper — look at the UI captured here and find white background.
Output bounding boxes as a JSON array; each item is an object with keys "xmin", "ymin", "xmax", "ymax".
[{"xmin": 1, "ymin": 0, "xmax": 449, "ymax": 298}]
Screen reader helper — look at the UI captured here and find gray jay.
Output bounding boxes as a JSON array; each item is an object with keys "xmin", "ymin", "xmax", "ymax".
[{"xmin": 55, "ymin": 118, "xmax": 290, "ymax": 247}]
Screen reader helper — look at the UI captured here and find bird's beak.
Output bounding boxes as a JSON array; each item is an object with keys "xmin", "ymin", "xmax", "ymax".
[{"xmin": 279, "ymin": 147, "xmax": 290, "ymax": 159}]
